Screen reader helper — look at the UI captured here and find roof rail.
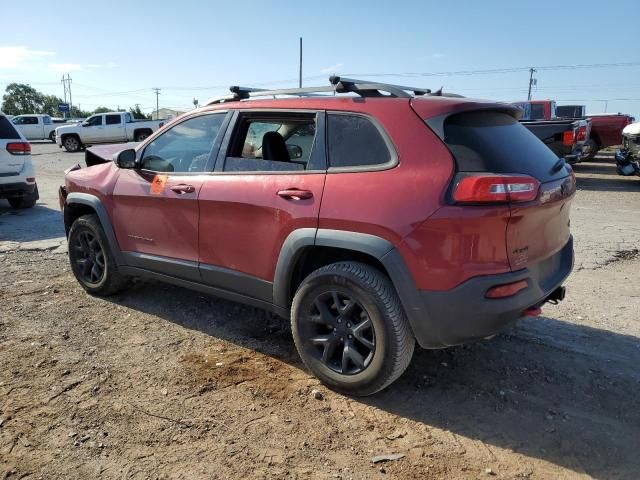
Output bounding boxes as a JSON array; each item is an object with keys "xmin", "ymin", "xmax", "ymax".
[{"xmin": 206, "ymin": 76, "xmax": 436, "ymax": 105}]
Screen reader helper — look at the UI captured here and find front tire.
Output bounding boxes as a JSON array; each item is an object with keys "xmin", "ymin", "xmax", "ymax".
[
  {"xmin": 68, "ymin": 214, "xmax": 129, "ymax": 296},
  {"xmin": 291, "ymin": 262, "xmax": 415, "ymax": 396},
  {"xmin": 62, "ymin": 135, "xmax": 82, "ymax": 152}
]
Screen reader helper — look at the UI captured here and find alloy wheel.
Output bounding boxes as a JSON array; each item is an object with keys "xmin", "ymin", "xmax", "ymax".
[
  {"xmin": 72, "ymin": 230, "xmax": 106, "ymax": 285},
  {"xmin": 304, "ymin": 290, "xmax": 376, "ymax": 375}
]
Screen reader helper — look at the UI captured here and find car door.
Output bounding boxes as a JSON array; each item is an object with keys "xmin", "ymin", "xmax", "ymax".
[
  {"xmin": 197, "ymin": 110, "xmax": 326, "ymax": 301},
  {"xmin": 12, "ymin": 116, "xmax": 39, "ymax": 140},
  {"xmin": 81, "ymin": 115, "xmax": 104, "ymax": 143},
  {"xmin": 104, "ymin": 114, "xmax": 126, "ymax": 142},
  {"xmin": 111, "ymin": 111, "xmax": 229, "ymax": 281}
]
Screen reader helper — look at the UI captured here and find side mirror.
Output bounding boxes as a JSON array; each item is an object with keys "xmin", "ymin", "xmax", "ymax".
[
  {"xmin": 115, "ymin": 149, "xmax": 137, "ymax": 169},
  {"xmin": 286, "ymin": 144, "xmax": 303, "ymax": 159}
]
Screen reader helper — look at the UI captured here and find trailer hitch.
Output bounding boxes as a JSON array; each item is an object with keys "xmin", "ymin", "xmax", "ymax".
[{"xmin": 545, "ymin": 286, "xmax": 566, "ymax": 305}]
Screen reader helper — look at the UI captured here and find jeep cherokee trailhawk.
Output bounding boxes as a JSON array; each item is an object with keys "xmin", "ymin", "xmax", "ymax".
[{"xmin": 59, "ymin": 77, "xmax": 574, "ymax": 396}]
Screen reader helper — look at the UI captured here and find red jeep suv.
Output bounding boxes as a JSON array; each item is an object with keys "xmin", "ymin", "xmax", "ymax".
[{"xmin": 59, "ymin": 77, "xmax": 574, "ymax": 396}]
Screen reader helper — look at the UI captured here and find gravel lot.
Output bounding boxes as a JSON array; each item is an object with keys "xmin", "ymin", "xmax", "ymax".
[{"xmin": 1, "ymin": 143, "xmax": 639, "ymax": 479}]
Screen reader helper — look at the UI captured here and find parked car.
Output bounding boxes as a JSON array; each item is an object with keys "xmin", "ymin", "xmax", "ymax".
[
  {"xmin": 515, "ymin": 100, "xmax": 635, "ymax": 159},
  {"xmin": 59, "ymin": 77, "xmax": 574, "ymax": 395},
  {"xmin": 55, "ymin": 112, "xmax": 165, "ymax": 152},
  {"xmin": 11, "ymin": 114, "xmax": 59, "ymax": 142},
  {"xmin": 521, "ymin": 118, "xmax": 591, "ymax": 164},
  {"xmin": 0, "ymin": 111, "xmax": 39, "ymax": 208},
  {"xmin": 615, "ymin": 121, "xmax": 640, "ymax": 177}
]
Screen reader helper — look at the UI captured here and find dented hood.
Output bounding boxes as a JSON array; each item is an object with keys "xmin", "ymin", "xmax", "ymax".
[{"xmin": 85, "ymin": 142, "xmax": 138, "ymax": 167}]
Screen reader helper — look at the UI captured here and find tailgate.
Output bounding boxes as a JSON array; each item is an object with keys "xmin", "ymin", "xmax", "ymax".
[{"xmin": 507, "ymin": 175, "xmax": 575, "ymax": 269}]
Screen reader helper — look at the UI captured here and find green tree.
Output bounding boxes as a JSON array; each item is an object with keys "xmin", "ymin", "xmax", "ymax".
[
  {"xmin": 93, "ymin": 106, "xmax": 111, "ymax": 114},
  {"xmin": 129, "ymin": 105, "xmax": 150, "ymax": 119},
  {"xmin": 41, "ymin": 94, "xmax": 66, "ymax": 116},
  {"xmin": 70, "ymin": 106, "xmax": 91, "ymax": 118},
  {"xmin": 1, "ymin": 83, "xmax": 44, "ymax": 115}
]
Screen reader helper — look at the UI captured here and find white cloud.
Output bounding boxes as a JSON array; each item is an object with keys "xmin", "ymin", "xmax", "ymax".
[
  {"xmin": 320, "ymin": 63, "xmax": 344, "ymax": 74},
  {"xmin": 431, "ymin": 53, "xmax": 445, "ymax": 59},
  {"xmin": 48, "ymin": 63, "xmax": 83, "ymax": 73},
  {"xmin": 0, "ymin": 46, "xmax": 55, "ymax": 69}
]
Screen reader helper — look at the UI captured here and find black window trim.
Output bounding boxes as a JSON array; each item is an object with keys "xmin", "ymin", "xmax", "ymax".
[
  {"xmin": 136, "ymin": 110, "xmax": 232, "ymax": 176},
  {"xmin": 213, "ymin": 109, "xmax": 327, "ymax": 175},
  {"xmin": 326, "ymin": 111, "xmax": 398, "ymax": 173}
]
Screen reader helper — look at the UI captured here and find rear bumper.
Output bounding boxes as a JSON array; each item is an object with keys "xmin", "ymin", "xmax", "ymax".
[
  {"xmin": 408, "ymin": 236, "xmax": 574, "ymax": 348},
  {"xmin": 0, "ymin": 182, "xmax": 37, "ymax": 199}
]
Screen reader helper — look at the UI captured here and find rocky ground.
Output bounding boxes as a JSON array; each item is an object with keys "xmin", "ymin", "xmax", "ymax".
[{"xmin": 1, "ymin": 144, "xmax": 639, "ymax": 479}]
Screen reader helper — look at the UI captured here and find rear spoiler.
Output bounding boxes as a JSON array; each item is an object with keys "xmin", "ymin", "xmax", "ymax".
[{"xmin": 85, "ymin": 143, "xmax": 137, "ymax": 167}]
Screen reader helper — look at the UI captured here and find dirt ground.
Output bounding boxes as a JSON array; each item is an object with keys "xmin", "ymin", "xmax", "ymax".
[{"xmin": 1, "ymin": 144, "xmax": 639, "ymax": 479}]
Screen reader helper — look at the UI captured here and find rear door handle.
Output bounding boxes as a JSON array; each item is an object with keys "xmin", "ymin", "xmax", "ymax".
[
  {"xmin": 277, "ymin": 189, "xmax": 313, "ymax": 200},
  {"xmin": 170, "ymin": 184, "xmax": 196, "ymax": 194}
]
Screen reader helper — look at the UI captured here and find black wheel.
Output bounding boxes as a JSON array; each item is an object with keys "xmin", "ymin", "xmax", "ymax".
[
  {"xmin": 68, "ymin": 214, "xmax": 129, "ymax": 296},
  {"xmin": 583, "ymin": 139, "xmax": 599, "ymax": 161},
  {"xmin": 49, "ymin": 131, "xmax": 56, "ymax": 143},
  {"xmin": 8, "ymin": 184, "xmax": 38, "ymax": 209},
  {"xmin": 291, "ymin": 262, "xmax": 415, "ymax": 396},
  {"xmin": 63, "ymin": 135, "xmax": 81, "ymax": 152},
  {"xmin": 135, "ymin": 131, "xmax": 150, "ymax": 142}
]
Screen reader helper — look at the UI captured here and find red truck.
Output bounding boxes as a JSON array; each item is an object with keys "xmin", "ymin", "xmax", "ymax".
[
  {"xmin": 59, "ymin": 77, "xmax": 574, "ymax": 395},
  {"xmin": 515, "ymin": 100, "xmax": 634, "ymax": 158}
]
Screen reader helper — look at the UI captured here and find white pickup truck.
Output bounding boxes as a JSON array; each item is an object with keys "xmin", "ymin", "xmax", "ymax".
[
  {"xmin": 55, "ymin": 112, "xmax": 166, "ymax": 152},
  {"xmin": 11, "ymin": 114, "xmax": 61, "ymax": 142}
]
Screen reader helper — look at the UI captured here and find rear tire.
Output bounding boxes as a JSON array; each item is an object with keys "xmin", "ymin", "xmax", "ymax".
[
  {"xmin": 583, "ymin": 139, "xmax": 599, "ymax": 161},
  {"xmin": 8, "ymin": 184, "xmax": 38, "ymax": 209},
  {"xmin": 68, "ymin": 214, "xmax": 129, "ymax": 296},
  {"xmin": 49, "ymin": 131, "xmax": 56, "ymax": 143},
  {"xmin": 135, "ymin": 131, "xmax": 150, "ymax": 142},
  {"xmin": 62, "ymin": 135, "xmax": 82, "ymax": 152},
  {"xmin": 291, "ymin": 262, "xmax": 415, "ymax": 396}
]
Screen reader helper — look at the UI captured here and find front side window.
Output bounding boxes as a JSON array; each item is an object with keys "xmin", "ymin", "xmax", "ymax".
[
  {"xmin": 105, "ymin": 114, "xmax": 121, "ymax": 125},
  {"xmin": 140, "ymin": 113, "xmax": 225, "ymax": 173},
  {"xmin": 224, "ymin": 113, "xmax": 317, "ymax": 172},
  {"xmin": 327, "ymin": 114, "xmax": 392, "ymax": 168},
  {"xmin": 85, "ymin": 115, "xmax": 103, "ymax": 127}
]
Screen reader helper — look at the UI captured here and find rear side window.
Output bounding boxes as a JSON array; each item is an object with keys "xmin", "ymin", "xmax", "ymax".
[
  {"xmin": 0, "ymin": 116, "xmax": 21, "ymax": 139},
  {"xmin": 444, "ymin": 111, "xmax": 567, "ymax": 182},
  {"xmin": 327, "ymin": 114, "xmax": 392, "ymax": 169},
  {"xmin": 105, "ymin": 114, "xmax": 121, "ymax": 125}
]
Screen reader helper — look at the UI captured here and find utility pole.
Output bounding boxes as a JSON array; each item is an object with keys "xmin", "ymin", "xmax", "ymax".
[
  {"xmin": 153, "ymin": 88, "xmax": 161, "ymax": 119},
  {"xmin": 527, "ymin": 68, "xmax": 536, "ymax": 101},
  {"xmin": 299, "ymin": 37, "xmax": 303, "ymax": 88},
  {"xmin": 61, "ymin": 74, "xmax": 72, "ymax": 118}
]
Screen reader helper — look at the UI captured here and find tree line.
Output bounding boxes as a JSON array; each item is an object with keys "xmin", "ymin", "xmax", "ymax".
[{"xmin": 1, "ymin": 83, "xmax": 150, "ymax": 119}]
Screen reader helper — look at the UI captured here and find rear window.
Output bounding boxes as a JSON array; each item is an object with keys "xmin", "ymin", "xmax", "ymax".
[
  {"xmin": 0, "ymin": 116, "xmax": 21, "ymax": 139},
  {"xmin": 444, "ymin": 111, "xmax": 568, "ymax": 182}
]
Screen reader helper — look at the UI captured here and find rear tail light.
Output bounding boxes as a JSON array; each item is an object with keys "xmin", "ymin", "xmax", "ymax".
[
  {"xmin": 486, "ymin": 280, "xmax": 529, "ymax": 299},
  {"xmin": 562, "ymin": 130, "xmax": 576, "ymax": 146},
  {"xmin": 453, "ymin": 174, "xmax": 540, "ymax": 204},
  {"xmin": 576, "ymin": 125, "xmax": 587, "ymax": 142},
  {"xmin": 6, "ymin": 142, "xmax": 31, "ymax": 155}
]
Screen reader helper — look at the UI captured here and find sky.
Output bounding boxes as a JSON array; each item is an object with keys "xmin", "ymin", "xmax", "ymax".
[{"xmin": 1, "ymin": 0, "xmax": 639, "ymax": 118}]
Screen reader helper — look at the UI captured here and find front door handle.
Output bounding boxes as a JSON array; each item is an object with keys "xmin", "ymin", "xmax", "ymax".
[
  {"xmin": 277, "ymin": 189, "xmax": 313, "ymax": 200},
  {"xmin": 170, "ymin": 184, "xmax": 196, "ymax": 194}
]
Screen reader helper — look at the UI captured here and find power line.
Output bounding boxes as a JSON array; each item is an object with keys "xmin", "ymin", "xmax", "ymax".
[{"xmin": 152, "ymin": 87, "xmax": 161, "ymax": 118}]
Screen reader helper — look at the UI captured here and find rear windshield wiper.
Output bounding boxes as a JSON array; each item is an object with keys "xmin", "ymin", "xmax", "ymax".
[{"xmin": 550, "ymin": 157, "xmax": 566, "ymax": 175}]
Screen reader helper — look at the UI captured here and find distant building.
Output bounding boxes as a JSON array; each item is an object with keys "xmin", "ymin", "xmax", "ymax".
[{"xmin": 151, "ymin": 108, "xmax": 187, "ymax": 120}]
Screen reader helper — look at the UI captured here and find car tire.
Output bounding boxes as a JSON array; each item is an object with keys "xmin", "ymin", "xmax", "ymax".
[
  {"xmin": 135, "ymin": 131, "xmax": 150, "ymax": 142},
  {"xmin": 8, "ymin": 184, "xmax": 38, "ymax": 209},
  {"xmin": 49, "ymin": 131, "xmax": 56, "ymax": 143},
  {"xmin": 62, "ymin": 135, "xmax": 81, "ymax": 152},
  {"xmin": 583, "ymin": 139, "xmax": 599, "ymax": 161},
  {"xmin": 68, "ymin": 214, "xmax": 129, "ymax": 296},
  {"xmin": 291, "ymin": 262, "xmax": 415, "ymax": 396}
]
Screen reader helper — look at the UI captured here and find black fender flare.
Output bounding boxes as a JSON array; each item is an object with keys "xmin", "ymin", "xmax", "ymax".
[
  {"xmin": 65, "ymin": 192, "xmax": 124, "ymax": 265},
  {"xmin": 273, "ymin": 228, "xmax": 428, "ymax": 343}
]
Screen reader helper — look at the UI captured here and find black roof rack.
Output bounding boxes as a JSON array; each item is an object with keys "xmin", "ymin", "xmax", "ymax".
[{"xmin": 206, "ymin": 76, "xmax": 439, "ymax": 105}]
